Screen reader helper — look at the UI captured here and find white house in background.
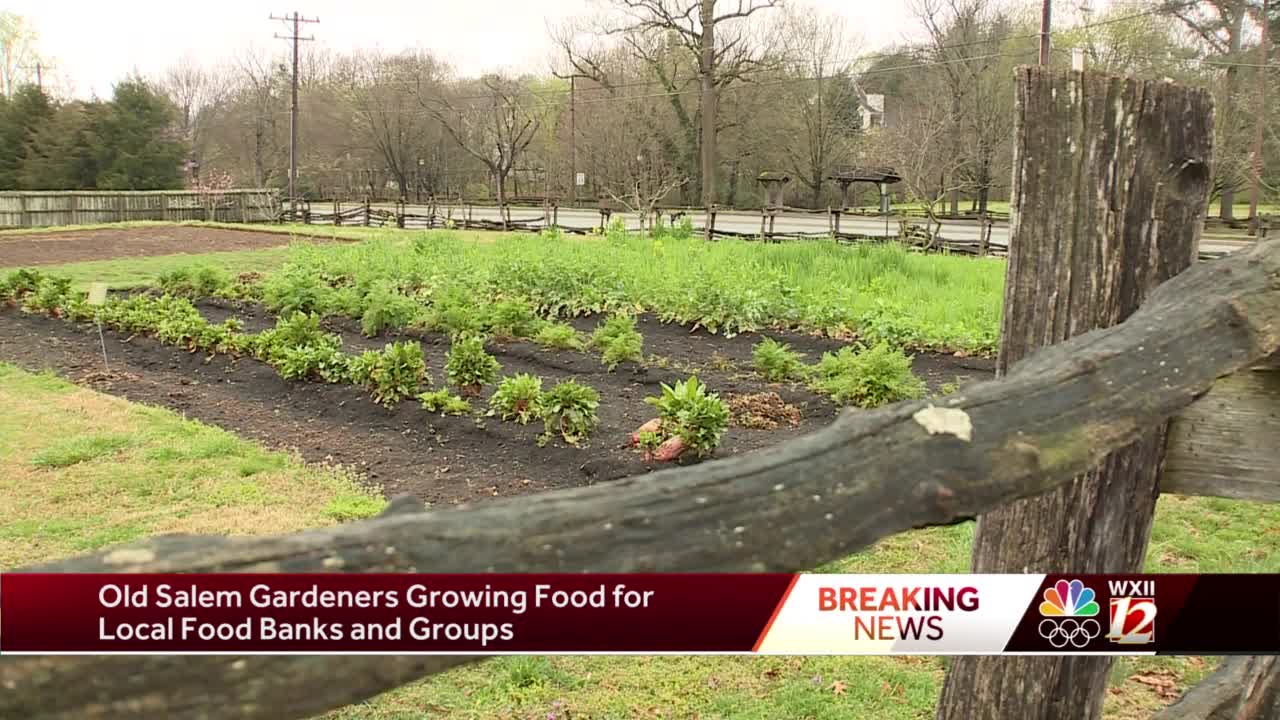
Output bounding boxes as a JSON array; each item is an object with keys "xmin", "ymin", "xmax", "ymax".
[{"xmin": 860, "ymin": 93, "xmax": 887, "ymax": 129}]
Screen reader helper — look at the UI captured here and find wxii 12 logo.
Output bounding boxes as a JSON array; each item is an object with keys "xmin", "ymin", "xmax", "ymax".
[
  {"xmin": 1106, "ymin": 580, "xmax": 1157, "ymax": 645},
  {"xmin": 1037, "ymin": 579, "xmax": 1102, "ymax": 649}
]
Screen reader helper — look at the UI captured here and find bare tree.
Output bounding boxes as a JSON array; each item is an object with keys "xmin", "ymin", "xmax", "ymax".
[
  {"xmin": 155, "ymin": 56, "xmax": 232, "ymax": 184},
  {"xmin": 605, "ymin": 150, "xmax": 689, "ymax": 236},
  {"xmin": 599, "ymin": 0, "xmax": 782, "ymax": 207},
  {"xmin": 426, "ymin": 74, "xmax": 544, "ymax": 228},
  {"xmin": 780, "ymin": 4, "xmax": 862, "ymax": 208},
  {"xmin": 862, "ymin": 75, "xmax": 969, "ymax": 244},
  {"xmin": 0, "ymin": 11, "xmax": 39, "ymax": 97},
  {"xmin": 1163, "ymin": 0, "xmax": 1257, "ymax": 219},
  {"xmin": 339, "ymin": 49, "xmax": 447, "ymax": 199}
]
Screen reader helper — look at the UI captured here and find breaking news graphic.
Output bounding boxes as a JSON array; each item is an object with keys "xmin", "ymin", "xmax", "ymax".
[{"xmin": 2, "ymin": 573, "xmax": 1275, "ymax": 655}]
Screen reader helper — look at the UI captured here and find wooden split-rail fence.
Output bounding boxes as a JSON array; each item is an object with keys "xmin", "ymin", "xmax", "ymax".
[{"xmin": 1, "ymin": 69, "xmax": 1278, "ymax": 720}]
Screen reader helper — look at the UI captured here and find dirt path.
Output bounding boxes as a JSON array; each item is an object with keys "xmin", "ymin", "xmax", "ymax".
[
  {"xmin": 0, "ymin": 304, "xmax": 993, "ymax": 507},
  {"xmin": 0, "ymin": 226, "xmax": 310, "ymax": 267}
]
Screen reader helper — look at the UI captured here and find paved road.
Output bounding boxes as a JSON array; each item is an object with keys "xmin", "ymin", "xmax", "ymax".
[{"xmin": 373, "ymin": 203, "xmax": 1252, "ymax": 257}]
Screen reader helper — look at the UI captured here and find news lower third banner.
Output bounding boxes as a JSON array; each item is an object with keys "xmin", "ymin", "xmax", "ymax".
[{"xmin": 1, "ymin": 573, "xmax": 1276, "ymax": 655}]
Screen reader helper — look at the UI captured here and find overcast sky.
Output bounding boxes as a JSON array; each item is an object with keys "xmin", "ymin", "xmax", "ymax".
[{"xmin": 10, "ymin": 0, "xmax": 1111, "ymax": 99}]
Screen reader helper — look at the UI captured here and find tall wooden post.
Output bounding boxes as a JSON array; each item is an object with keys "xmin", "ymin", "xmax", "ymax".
[{"xmin": 936, "ymin": 67, "xmax": 1213, "ymax": 720}]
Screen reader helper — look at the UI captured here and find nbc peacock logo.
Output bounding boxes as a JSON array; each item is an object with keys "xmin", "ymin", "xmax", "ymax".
[{"xmin": 1036, "ymin": 579, "xmax": 1101, "ymax": 649}]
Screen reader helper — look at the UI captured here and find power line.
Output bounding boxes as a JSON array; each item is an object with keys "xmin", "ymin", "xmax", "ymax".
[
  {"xmin": 271, "ymin": 11, "xmax": 319, "ymax": 214},
  {"xmin": 306, "ymin": 51, "xmax": 1028, "ymax": 117}
]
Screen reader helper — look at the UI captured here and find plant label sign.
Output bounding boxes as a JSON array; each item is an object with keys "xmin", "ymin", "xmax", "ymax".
[{"xmin": 87, "ymin": 282, "xmax": 109, "ymax": 306}]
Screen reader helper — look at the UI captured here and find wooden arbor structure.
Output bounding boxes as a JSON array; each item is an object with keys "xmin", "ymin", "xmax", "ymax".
[
  {"xmin": 827, "ymin": 167, "xmax": 902, "ymax": 235},
  {"xmin": 1, "ymin": 69, "xmax": 1278, "ymax": 720},
  {"xmin": 756, "ymin": 171, "xmax": 791, "ymax": 240}
]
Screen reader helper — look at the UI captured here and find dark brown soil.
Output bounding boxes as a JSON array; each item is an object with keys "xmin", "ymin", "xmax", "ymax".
[
  {"xmin": 0, "ymin": 226, "xmax": 314, "ymax": 267},
  {"xmin": 0, "ymin": 302, "xmax": 993, "ymax": 508}
]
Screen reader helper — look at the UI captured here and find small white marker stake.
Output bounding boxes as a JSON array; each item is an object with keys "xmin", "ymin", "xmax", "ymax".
[{"xmin": 87, "ymin": 282, "xmax": 110, "ymax": 371}]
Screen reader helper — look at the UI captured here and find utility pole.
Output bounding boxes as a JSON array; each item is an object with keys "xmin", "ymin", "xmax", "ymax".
[
  {"xmin": 270, "ymin": 11, "xmax": 319, "ymax": 216},
  {"xmin": 1038, "ymin": 0, "xmax": 1052, "ymax": 66},
  {"xmin": 1248, "ymin": 0, "xmax": 1269, "ymax": 237},
  {"xmin": 19, "ymin": 61, "xmax": 54, "ymax": 92},
  {"xmin": 570, "ymin": 75, "xmax": 578, "ymax": 206}
]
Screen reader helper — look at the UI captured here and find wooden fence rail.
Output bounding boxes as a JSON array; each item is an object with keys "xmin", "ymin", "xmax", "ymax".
[
  {"xmin": 0, "ymin": 190, "xmax": 281, "ymax": 228},
  {"xmin": 1, "ymin": 235, "xmax": 1277, "ymax": 720}
]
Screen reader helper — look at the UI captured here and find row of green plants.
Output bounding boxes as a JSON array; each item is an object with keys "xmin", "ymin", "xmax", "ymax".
[
  {"xmin": 2, "ymin": 268, "xmax": 734, "ymax": 456},
  {"xmin": 751, "ymin": 337, "xmax": 927, "ymax": 408},
  {"xmin": 160, "ymin": 230, "xmax": 999, "ymax": 353}
]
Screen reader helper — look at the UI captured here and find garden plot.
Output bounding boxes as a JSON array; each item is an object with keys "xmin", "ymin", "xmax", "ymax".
[{"xmin": 0, "ymin": 233, "xmax": 994, "ymax": 503}]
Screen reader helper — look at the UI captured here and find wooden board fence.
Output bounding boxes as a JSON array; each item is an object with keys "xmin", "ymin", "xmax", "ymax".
[{"xmin": 0, "ymin": 190, "xmax": 281, "ymax": 228}]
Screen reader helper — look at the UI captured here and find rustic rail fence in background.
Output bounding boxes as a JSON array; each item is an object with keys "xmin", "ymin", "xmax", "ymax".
[
  {"xmin": 0, "ymin": 190, "xmax": 281, "ymax": 228},
  {"xmin": 1, "ymin": 69, "xmax": 1278, "ymax": 719}
]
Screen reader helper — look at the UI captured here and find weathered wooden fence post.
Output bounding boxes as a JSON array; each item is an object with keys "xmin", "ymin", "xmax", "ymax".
[
  {"xmin": 936, "ymin": 69, "xmax": 1214, "ymax": 720},
  {"xmin": 363, "ymin": 197, "xmax": 371, "ymax": 227}
]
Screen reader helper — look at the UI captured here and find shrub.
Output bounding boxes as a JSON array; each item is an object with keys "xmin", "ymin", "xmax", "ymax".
[
  {"xmin": 357, "ymin": 341, "xmax": 429, "ymax": 407},
  {"xmin": 488, "ymin": 373, "xmax": 544, "ymax": 424},
  {"xmin": 533, "ymin": 322, "xmax": 584, "ymax": 351},
  {"xmin": 590, "ymin": 315, "xmax": 644, "ymax": 370},
  {"xmin": 643, "ymin": 376, "xmax": 730, "ymax": 458},
  {"xmin": 445, "ymin": 334, "xmax": 501, "ymax": 395},
  {"xmin": 535, "ymin": 379, "xmax": 600, "ymax": 446},
  {"xmin": 419, "ymin": 389, "xmax": 472, "ymax": 416},
  {"xmin": 359, "ymin": 282, "xmax": 421, "ymax": 337},
  {"xmin": 752, "ymin": 337, "xmax": 807, "ymax": 382},
  {"xmin": 810, "ymin": 341, "xmax": 926, "ymax": 408}
]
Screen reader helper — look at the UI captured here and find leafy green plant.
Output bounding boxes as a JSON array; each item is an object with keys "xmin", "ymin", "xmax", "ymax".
[
  {"xmin": 940, "ymin": 380, "xmax": 961, "ymax": 396},
  {"xmin": 158, "ymin": 265, "xmax": 232, "ymax": 298},
  {"xmin": 351, "ymin": 341, "xmax": 429, "ymax": 407},
  {"xmin": 605, "ymin": 216, "xmax": 628, "ymax": 243},
  {"xmin": 419, "ymin": 388, "xmax": 472, "ymax": 416},
  {"xmin": 424, "ymin": 286, "xmax": 484, "ymax": 336},
  {"xmin": 359, "ymin": 282, "xmax": 422, "ymax": 337},
  {"xmin": 485, "ymin": 298, "xmax": 540, "ymax": 338},
  {"xmin": 21, "ymin": 276, "xmax": 74, "ymax": 316},
  {"xmin": 590, "ymin": 315, "xmax": 643, "ymax": 370},
  {"xmin": 488, "ymin": 373, "xmax": 544, "ymax": 424},
  {"xmin": 643, "ymin": 376, "xmax": 730, "ymax": 459},
  {"xmin": 445, "ymin": 334, "xmax": 501, "ymax": 396},
  {"xmin": 533, "ymin": 322, "xmax": 584, "ymax": 351},
  {"xmin": 273, "ymin": 345, "xmax": 348, "ymax": 382},
  {"xmin": 261, "ymin": 268, "xmax": 335, "ymax": 317},
  {"xmin": 535, "ymin": 379, "xmax": 600, "ymax": 446},
  {"xmin": 752, "ymin": 337, "xmax": 807, "ymax": 382},
  {"xmin": 540, "ymin": 225, "xmax": 564, "ymax": 241},
  {"xmin": 810, "ymin": 342, "xmax": 926, "ymax": 408},
  {"xmin": 1, "ymin": 268, "xmax": 46, "ymax": 304}
]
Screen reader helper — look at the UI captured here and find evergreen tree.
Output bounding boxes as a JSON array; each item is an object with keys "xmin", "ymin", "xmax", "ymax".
[
  {"xmin": 20, "ymin": 100, "xmax": 105, "ymax": 189},
  {"xmin": 0, "ymin": 84, "xmax": 53, "ymax": 189},
  {"xmin": 94, "ymin": 78, "xmax": 187, "ymax": 190}
]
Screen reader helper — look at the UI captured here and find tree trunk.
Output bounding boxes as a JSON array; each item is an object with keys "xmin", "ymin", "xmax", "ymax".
[
  {"xmin": 699, "ymin": 0, "xmax": 717, "ymax": 208},
  {"xmin": 495, "ymin": 169, "xmax": 508, "ymax": 231},
  {"xmin": 1220, "ymin": 9, "xmax": 1244, "ymax": 221},
  {"xmin": 936, "ymin": 67, "xmax": 1214, "ymax": 720}
]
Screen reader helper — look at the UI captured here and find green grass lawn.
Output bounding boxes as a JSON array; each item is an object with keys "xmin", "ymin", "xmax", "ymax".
[{"xmin": 0, "ymin": 247, "xmax": 297, "ymax": 290}]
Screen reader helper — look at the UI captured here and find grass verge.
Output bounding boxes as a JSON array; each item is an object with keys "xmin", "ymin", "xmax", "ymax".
[{"xmin": 0, "ymin": 362, "xmax": 385, "ymax": 568}]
